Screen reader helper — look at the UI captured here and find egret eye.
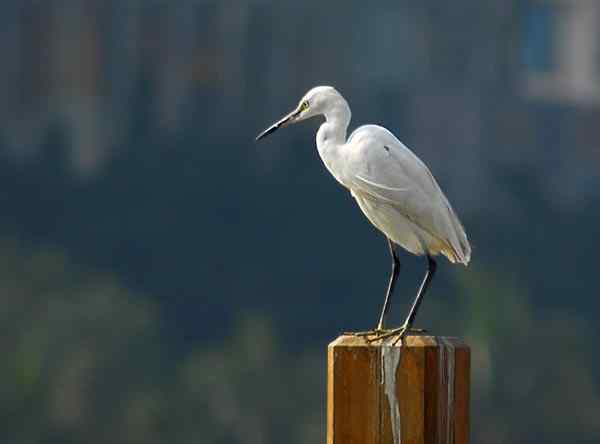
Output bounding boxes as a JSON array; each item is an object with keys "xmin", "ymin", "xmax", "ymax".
[{"xmin": 299, "ymin": 101, "xmax": 309, "ymax": 112}]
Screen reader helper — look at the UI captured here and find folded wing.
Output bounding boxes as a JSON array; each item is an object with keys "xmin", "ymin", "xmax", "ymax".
[{"xmin": 347, "ymin": 125, "xmax": 471, "ymax": 265}]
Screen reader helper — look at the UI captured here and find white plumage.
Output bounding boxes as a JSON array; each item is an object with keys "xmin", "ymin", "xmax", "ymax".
[
  {"xmin": 346, "ymin": 125, "xmax": 471, "ymax": 264},
  {"xmin": 256, "ymin": 85, "xmax": 471, "ymax": 338}
]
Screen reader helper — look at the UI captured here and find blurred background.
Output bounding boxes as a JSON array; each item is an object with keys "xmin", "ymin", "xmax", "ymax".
[{"xmin": 1, "ymin": 0, "xmax": 599, "ymax": 443}]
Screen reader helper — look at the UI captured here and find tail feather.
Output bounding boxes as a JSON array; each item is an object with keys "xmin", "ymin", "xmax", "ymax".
[{"xmin": 441, "ymin": 201, "xmax": 471, "ymax": 265}]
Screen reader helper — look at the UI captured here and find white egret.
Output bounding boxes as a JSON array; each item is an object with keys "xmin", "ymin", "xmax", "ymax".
[{"xmin": 256, "ymin": 86, "xmax": 471, "ymax": 340}]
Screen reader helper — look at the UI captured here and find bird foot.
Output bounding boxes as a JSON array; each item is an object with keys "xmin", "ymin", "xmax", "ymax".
[
  {"xmin": 343, "ymin": 329, "xmax": 386, "ymax": 337},
  {"xmin": 343, "ymin": 325, "xmax": 426, "ymax": 345}
]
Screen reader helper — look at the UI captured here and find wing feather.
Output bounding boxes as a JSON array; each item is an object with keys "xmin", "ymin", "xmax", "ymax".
[{"xmin": 347, "ymin": 125, "xmax": 471, "ymax": 264}]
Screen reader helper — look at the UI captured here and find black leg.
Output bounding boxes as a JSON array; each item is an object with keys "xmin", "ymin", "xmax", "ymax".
[
  {"xmin": 376, "ymin": 238, "xmax": 400, "ymax": 330},
  {"xmin": 402, "ymin": 254, "xmax": 437, "ymax": 329}
]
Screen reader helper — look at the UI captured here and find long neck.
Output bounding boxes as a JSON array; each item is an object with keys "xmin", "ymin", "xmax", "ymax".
[
  {"xmin": 316, "ymin": 97, "xmax": 351, "ymax": 148},
  {"xmin": 316, "ymin": 97, "xmax": 352, "ymax": 187}
]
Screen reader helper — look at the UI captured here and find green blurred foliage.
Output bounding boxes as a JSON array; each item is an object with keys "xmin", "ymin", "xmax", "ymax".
[
  {"xmin": 0, "ymin": 239, "xmax": 162, "ymax": 443},
  {"xmin": 453, "ymin": 269, "xmax": 600, "ymax": 444},
  {"xmin": 0, "ymin": 240, "xmax": 322, "ymax": 443},
  {"xmin": 168, "ymin": 315, "xmax": 323, "ymax": 444}
]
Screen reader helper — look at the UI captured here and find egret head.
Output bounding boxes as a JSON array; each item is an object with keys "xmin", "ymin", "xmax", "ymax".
[{"xmin": 255, "ymin": 86, "xmax": 344, "ymax": 141}]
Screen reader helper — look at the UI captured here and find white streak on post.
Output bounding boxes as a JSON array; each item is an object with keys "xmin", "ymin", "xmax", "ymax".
[
  {"xmin": 438, "ymin": 337, "xmax": 456, "ymax": 444},
  {"xmin": 381, "ymin": 339, "xmax": 402, "ymax": 444},
  {"xmin": 442, "ymin": 338, "xmax": 456, "ymax": 444}
]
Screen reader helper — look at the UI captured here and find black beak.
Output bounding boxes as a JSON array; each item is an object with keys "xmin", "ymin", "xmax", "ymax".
[{"xmin": 255, "ymin": 109, "xmax": 299, "ymax": 141}]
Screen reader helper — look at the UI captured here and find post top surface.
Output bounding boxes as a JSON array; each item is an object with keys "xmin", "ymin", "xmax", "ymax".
[{"xmin": 329, "ymin": 334, "xmax": 469, "ymax": 349}]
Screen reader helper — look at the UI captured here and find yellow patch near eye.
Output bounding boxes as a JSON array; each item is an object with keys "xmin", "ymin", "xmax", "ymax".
[{"xmin": 300, "ymin": 101, "xmax": 309, "ymax": 111}]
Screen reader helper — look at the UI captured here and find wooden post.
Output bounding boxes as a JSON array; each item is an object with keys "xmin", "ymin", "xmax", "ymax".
[{"xmin": 327, "ymin": 335, "xmax": 470, "ymax": 444}]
